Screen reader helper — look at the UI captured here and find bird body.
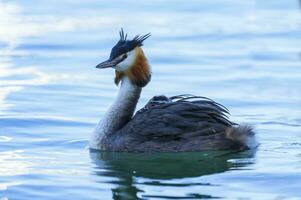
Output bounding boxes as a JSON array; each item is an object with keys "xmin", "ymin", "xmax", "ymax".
[{"xmin": 90, "ymin": 29, "xmax": 257, "ymax": 152}]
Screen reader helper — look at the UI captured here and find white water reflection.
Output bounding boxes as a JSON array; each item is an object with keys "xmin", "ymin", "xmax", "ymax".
[
  {"xmin": 0, "ymin": 64, "xmax": 52, "ymax": 114},
  {"xmin": 0, "ymin": 150, "xmax": 32, "ymax": 176}
]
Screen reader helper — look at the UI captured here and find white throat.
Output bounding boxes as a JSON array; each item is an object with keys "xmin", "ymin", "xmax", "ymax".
[{"xmin": 89, "ymin": 76, "xmax": 141, "ymax": 150}]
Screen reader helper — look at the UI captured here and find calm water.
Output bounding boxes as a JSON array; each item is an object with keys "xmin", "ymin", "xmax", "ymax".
[{"xmin": 1, "ymin": 0, "xmax": 301, "ymax": 199}]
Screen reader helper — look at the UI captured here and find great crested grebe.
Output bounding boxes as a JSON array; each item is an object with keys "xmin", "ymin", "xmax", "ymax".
[{"xmin": 90, "ymin": 29, "xmax": 257, "ymax": 152}]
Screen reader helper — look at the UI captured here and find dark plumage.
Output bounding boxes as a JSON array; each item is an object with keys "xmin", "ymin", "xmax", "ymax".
[
  {"xmin": 110, "ymin": 29, "xmax": 151, "ymax": 60},
  {"xmin": 100, "ymin": 95, "xmax": 255, "ymax": 152}
]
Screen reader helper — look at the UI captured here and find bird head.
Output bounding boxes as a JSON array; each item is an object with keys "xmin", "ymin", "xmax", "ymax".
[{"xmin": 96, "ymin": 29, "xmax": 151, "ymax": 87}]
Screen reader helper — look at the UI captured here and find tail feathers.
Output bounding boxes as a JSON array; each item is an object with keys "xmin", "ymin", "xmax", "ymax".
[{"xmin": 225, "ymin": 124, "xmax": 258, "ymax": 150}]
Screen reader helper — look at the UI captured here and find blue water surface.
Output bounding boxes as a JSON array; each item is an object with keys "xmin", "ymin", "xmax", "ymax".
[{"xmin": 0, "ymin": 0, "xmax": 301, "ymax": 199}]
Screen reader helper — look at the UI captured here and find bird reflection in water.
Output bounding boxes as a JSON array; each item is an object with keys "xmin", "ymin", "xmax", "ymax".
[{"xmin": 90, "ymin": 150, "xmax": 256, "ymax": 199}]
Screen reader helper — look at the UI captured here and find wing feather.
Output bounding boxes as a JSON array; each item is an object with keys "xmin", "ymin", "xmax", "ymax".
[{"xmin": 124, "ymin": 95, "xmax": 233, "ymax": 140}]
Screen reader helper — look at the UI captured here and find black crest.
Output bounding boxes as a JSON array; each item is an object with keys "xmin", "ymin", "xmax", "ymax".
[{"xmin": 110, "ymin": 28, "xmax": 151, "ymax": 60}]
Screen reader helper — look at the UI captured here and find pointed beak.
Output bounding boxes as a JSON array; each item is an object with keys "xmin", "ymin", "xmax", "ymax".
[{"xmin": 96, "ymin": 59, "xmax": 117, "ymax": 69}]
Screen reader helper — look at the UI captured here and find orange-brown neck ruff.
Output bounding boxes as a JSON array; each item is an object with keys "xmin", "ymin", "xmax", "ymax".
[{"xmin": 114, "ymin": 47, "xmax": 151, "ymax": 87}]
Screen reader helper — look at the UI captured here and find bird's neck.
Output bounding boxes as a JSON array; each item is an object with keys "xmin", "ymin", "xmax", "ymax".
[{"xmin": 90, "ymin": 76, "xmax": 141, "ymax": 149}]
